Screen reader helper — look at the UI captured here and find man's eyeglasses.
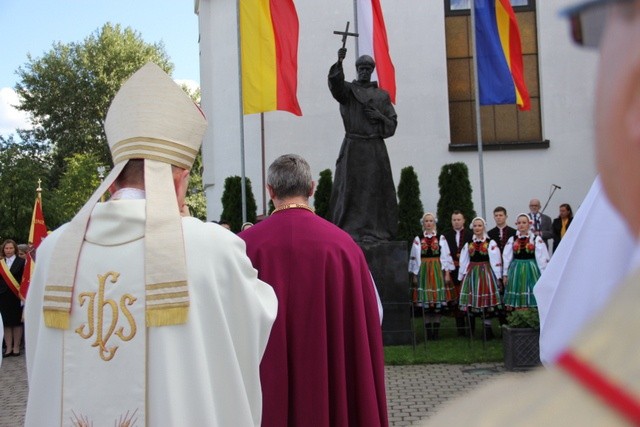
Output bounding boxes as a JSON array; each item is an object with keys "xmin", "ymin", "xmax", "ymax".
[{"xmin": 563, "ymin": 0, "xmax": 635, "ymax": 48}]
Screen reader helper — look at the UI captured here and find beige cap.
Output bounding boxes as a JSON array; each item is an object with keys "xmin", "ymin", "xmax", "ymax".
[{"xmin": 43, "ymin": 63, "xmax": 207, "ymax": 329}]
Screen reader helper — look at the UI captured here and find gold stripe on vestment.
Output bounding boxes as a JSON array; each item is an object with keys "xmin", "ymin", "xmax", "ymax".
[
  {"xmin": 45, "ymin": 285, "xmax": 73, "ymax": 292},
  {"xmin": 43, "ymin": 295, "xmax": 73, "ymax": 304},
  {"xmin": 146, "ymin": 291, "xmax": 189, "ymax": 301}
]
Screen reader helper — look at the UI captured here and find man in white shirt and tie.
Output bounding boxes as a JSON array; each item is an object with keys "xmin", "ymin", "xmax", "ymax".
[{"xmin": 528, "ymin": 198, "xmax": 552, "ymax": 246}]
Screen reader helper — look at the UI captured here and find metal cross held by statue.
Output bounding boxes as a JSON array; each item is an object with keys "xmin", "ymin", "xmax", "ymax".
[{"xmin": 333, "ymin": 21, "xmax": 359, "ymax": 49}]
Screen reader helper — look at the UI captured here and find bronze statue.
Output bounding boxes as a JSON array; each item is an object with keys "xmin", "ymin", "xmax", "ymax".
[{"xmin": 328, "ymin": 47, "xmax": 398, "ymax": 242}]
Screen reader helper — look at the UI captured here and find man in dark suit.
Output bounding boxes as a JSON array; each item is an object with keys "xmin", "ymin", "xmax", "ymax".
[
  {"xmin": 487, "ymin": 206, "xmax": 516, "ymax": 326},
  {"xmin": 488, "ymin": 206, "xmax": 517, "ymax": 254},
  {"xmin": 443, "ymin": 211, "xmax": 473, "ymax": 336},
  {"xmin": 528, "ymin": 198, "xmax": 552, "ymax": 245}
]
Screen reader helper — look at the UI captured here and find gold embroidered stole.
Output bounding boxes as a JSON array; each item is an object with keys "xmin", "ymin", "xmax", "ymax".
[
  {"xmin": 0, "ymin": 259, "xmax": 20, "ymax": 298},
  {"xmin": 63, "ymin": 269, "xmax": 146, "ymax": 426}
]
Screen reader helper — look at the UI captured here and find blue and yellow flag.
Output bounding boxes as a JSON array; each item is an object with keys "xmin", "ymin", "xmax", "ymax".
[{"xmin": 475, "ymin": 0, "xmax": 530, "ymax": 111}]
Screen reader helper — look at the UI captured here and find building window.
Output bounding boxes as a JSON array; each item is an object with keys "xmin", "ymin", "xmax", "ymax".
[
  {"xmin": 444, "ymin": 0, "xmax": 546, "ymax": 150},
  {"xmin": 446, "ymin": 0, "xmax": 532, "ymax": 14}
]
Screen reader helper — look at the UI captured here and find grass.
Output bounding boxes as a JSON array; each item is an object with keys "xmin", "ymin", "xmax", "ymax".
[{"xmin": 384, "ymin": 316, "xmax": 505, "ymax": 365}]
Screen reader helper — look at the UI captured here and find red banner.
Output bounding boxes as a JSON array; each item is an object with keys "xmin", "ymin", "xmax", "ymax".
[
  {"xmin": 19, "ymin": 253, "xmax": 34, "ymax": 300},
  {"xmin": 29, "ymin": 195, "xmax": 48, "ymax": 249}
]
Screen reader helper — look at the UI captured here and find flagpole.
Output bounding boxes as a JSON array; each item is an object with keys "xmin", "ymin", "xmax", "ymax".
[
  {"xmin": 353, "ymin": 0, "xmax": 359, "ymax": 58},
  {"xmin": 470, "ymin": 0, "xmax": 487, "ymax": 219},
  {"xmin": 236, "ymin": 0, "xmax": 248, "ymax": 223},
  {"xmin": 36, "ymin": 178, "xmax": 42, "ymax": 200},
  {"xmin": 261, "ymin": 113, "xmax": 267, "ymax": 216}
]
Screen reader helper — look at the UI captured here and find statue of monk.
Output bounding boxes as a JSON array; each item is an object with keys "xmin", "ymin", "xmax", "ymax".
[{"xmin": 328, "ymin": 47, "xmax": 398, "ymax": 242}]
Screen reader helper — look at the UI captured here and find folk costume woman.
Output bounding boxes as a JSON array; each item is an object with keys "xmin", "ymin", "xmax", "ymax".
[
  {"xmin": 458, "ymin": 218, "xmax": 502, "ymax": 338},
  {"xmin": 409, "ymin": 213, "xmax": 454, "ymax": 340},
  {"xmin": 502, "ymin": 213, "xmax": 550, "ymax": 310}
]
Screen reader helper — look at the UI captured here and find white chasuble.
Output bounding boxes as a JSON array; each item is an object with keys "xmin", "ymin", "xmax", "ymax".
[
  {"xmin": 63, "ymin": 266, "xmax": 146, "ymax": 426},
  {"xmin": 25, "ymin": 199, "xmax": 278, "ymax": 427}
]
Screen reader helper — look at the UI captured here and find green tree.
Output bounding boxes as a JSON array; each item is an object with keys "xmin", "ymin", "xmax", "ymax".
[
  {"xmin": 48, "ymin": 153, "xmax": 103, "ymax": 229},
  {"xmin": 220, "ymin": 176, "xmax": 257, "ymax": 232},
  {"xmin": 15, "ymin": 23, "xmax": 172, "ymax": 186},
  {"xmin": 397, "ymin": 166, "xmax": 425, "ymax": 245},
  {"xmin": 185, "ymin": 152, "xmax": 207, "ymax": 221},
  {"xmin": 179, "ymin": 86, "xmax": 207, "ymax": 221},
  {"xmin": 313, "ymin": 169, "xmax": 333, "ymax": 219},
  {"xmin": 0, "ymin": 136, "xmax": 52, "ymax": 242},
  {"xmin": 180, "ymin": 83, "xmax": 201, "ymax": 104},
  {"xmin": 436, "ymin": 162, "xmax": 476, "ymax": 233}
]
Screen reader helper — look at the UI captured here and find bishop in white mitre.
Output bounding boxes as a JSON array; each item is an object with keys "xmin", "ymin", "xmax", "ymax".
[{"xmin": 24, "ymin": 63, "xmax": 277, "ymax": 427}]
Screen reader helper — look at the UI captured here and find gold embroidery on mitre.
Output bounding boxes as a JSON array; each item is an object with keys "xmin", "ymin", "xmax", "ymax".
[
  {"xmin": 111, "ymin": 137, "xmax": 198, "ymax": 170},
  {"xmin": 74, "ymin": 271, "xmax": 138, "ymax": 362}
]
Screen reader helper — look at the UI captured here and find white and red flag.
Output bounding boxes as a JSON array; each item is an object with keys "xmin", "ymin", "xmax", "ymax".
[{"xmin": 356, "ymin": 0, "xmax": 396, "ymax": 103}]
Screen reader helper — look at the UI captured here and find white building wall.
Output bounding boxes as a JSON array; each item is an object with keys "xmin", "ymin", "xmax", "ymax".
[{"xmin": 197, "ymin": 0, "xmax": 598, "ymax": 224}]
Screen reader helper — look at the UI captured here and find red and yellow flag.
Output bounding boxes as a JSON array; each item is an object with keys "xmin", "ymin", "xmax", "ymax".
[
  {"xmin": 21, "ymin": 192, "xmax": 48, "ymax": 299},
  {"xmin": 28, "ymin": 193, "xmax": 48, "ymax": 250},
  {"xmin": 240, "ymin": 0, "xmax": 302, "ymax": 116}
]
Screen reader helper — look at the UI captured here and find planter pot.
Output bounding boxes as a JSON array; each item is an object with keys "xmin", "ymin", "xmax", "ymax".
[{"xmin": 502, "ymin": 326, "xmax": 541, "ymax": 371}]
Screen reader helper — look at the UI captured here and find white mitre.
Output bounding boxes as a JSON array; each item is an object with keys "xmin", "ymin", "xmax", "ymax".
[{"xmin": 43, "ymin": 63, "xmax": 207, "ymax": 329}]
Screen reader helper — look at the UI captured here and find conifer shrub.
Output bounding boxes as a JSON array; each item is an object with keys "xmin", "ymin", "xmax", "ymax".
[
  {"xmin": 314, "ymin": 169, "xmax": 333, "ymax": 220},
  {"xmin": 436, "ymin": 162, "xmax": 476, "ymax": 233},
  {"xmin": 220, "ymin": 176, "xmax": 257, "ymax": 232},
  {"xmin": 397, "ymin": 166, "xmax": 425, "ymax": 245}
]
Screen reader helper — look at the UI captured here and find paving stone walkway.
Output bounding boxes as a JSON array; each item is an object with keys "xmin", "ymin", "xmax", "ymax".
[{"xmin": 0, "ymin": 354, "xmax": 526, "ymax": 426}]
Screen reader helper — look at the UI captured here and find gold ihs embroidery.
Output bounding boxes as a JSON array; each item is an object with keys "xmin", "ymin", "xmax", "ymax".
[{"xmin": 75, "ymin": 271, "xmax": 138, "ymax": 361}]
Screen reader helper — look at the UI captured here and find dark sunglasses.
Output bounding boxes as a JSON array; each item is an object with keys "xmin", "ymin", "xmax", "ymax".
[{"xmin": 562, "ymin": 0, "xmax": 636, "ymax": 48}]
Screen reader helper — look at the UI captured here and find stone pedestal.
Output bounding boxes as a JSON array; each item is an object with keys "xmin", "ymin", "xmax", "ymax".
[{"xmin": 359, "ymin": 240, "xmax": 412, "ymax": 346}]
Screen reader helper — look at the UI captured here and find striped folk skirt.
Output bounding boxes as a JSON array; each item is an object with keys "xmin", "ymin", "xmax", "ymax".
[
  {"xmin": 503, "ymin": 258, "xmax": 541, "ymax": 309},
  {"xmin": 412, "ymin": 258, "xmax": 454, "ymax": 312},
  {"xmin": 459, "ymin": 261, "xmax": 501, "ymax": 313}
]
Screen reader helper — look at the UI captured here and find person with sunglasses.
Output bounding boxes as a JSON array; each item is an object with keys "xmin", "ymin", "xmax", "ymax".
[{"xmin": 421, "ymin": 1, "xmax": 640, "ymax": 425}]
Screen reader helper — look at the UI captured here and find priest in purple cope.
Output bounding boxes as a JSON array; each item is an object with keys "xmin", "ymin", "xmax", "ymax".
[{"xmin": 240, "ymin": 154, "xmax": 388, "ymax": 427}]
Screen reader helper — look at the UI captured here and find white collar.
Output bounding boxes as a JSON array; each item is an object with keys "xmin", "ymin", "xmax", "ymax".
[{"xmin": 111, "ymin": 187, "xmax": 146, "ymax": 200}]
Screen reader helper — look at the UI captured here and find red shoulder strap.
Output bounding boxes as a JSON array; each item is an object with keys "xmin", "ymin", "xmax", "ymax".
[{"xmin": 557, "ymin": 351, "xmax": 640, "ymax": 424}]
